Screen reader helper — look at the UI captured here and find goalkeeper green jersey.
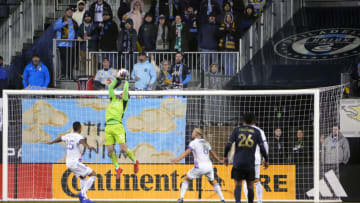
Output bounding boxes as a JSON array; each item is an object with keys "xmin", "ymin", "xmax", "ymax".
[{"xmin": 105, "ymin": 80, "xmax": 129, "ymax": 124}]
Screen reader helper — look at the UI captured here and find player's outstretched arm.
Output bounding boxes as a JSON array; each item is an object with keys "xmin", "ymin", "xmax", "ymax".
[
  {"xmin": 171, "ymin": 149, "xmax": 191, "ymax": 163},
  {"xmin": 108, "ymin": 79, "xmax": 118, "ymax": 101},
  {"xmin": 80, "ymin": 138, "xmax": 96, "ymax": 152},
  {"xmin": 210, "ymin": 150, "xmax": 224, "ymax": 164},
  {"xmin": 46, "ymin": 137, "xmax": 62, "ymax": 145},
  {"xmin": 122, "ymin": 80, "xmax": 129, "ymax": 101}
]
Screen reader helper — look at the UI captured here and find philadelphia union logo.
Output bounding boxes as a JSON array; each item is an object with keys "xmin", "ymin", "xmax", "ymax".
[{"xmin": 274, "ymin": 28, "xmax": 360, "ymax": 60}]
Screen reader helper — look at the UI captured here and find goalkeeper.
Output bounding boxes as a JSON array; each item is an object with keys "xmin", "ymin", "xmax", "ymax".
[{"xmin": 105, "ymin": 72, "xmax": 139, "ymax": 179}]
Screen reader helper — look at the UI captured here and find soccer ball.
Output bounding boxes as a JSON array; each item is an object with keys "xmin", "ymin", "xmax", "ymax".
[{"xmin": 117, "ymin": 68, "xmax": 129, "ymax": 78}]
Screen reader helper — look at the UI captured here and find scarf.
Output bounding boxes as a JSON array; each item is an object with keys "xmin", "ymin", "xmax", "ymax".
[
  {"xmin": 173, "ymin": 63, "xmax": 183, "ymax": 83},
  {"xmin": 174, "ymin": 23, "xmax": 182, "ymax": 51},
  {"xmin": 100, "ymin": 20, "xmax": 113, "ymax": 36}
]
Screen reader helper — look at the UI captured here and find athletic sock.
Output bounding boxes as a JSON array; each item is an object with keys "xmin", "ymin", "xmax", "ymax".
[
  {"xmin": 213, "ymin": 184, "xmax": 224, "ymax": 200},
  {"xmin": 180, "ymin": 180, "xmax": 189, "ymax": 199},
  {"xmin": 126, "ymin": 149, "xmax": 136, "ymax": 163},
  {"xmin": 80, "ymin": 178, "xmax": 86, "ymax": 191},
  {"xmin": 109, "ymin": 152, "xmax": 119, "ymax": 169},
  {"xmin": 255, "ymin": 182, "xmax": 263, "ymax": 203},
  {"xmin": 243, "ymin": 181, "xmax": 248, "ymax": 200},
  {"xmin": 234, "ymin": 185, "xmax": 241, "ymax": 203},
  {"xmin": 247, "ymin": 187, "xmax": 254, "ymax": 203},
  {"xmin": 81, "ymin": 176, "xmax": 96, "ymax": 199}
]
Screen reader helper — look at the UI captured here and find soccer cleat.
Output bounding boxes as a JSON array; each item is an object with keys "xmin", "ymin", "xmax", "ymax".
[
  {"xmin": 134, "ymin": 160, "xmax": 139, "ymax": 173},
  {"xmin": 78, "ymin": 192, "xmax": 84, "ymax": 203},
  {"xmin": 116, "ymin": 167, "xmax": 123, "ymax": 179},
  {"xmin": 177, "ymin": 198, "xmax": 183, "ymax": 203},
  {"xmin": 221, "ymin": 200, "xmax": 226, "ymax": 203}
]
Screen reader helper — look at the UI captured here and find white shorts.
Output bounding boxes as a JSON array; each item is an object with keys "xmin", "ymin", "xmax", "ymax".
[
  {"xmin": 255, "ymin": 164, "xmax": 260, "ymax": 179},
  {"xmin": 66, "ymin": 161, "xmax": 93, "ymax": 178},
  {"xmin": 187, "ymin": 166, "xmax": 214, "ymax": 181}
]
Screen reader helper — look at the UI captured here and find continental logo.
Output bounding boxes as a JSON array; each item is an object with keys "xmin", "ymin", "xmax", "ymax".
[
  {"xmin": 274, "ymin": 28, "xmax": 360, "ymax": 60},
  {"xmin": 52, "ymin": 164, "xmax": 296, "ymax": 200}
]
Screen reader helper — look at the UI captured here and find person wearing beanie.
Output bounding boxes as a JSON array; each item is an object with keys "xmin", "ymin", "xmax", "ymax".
[
  {"xmin": 77, "ymin": 11, "xmax": 99, "ymax": 74},
  {"xmin": 73, "ymin": 0, "xmax": 86, "ymax": 26},
  {"xmin": 117, "ymin": 18, "xmax": 138, "ymax": 70},
  {"xmin": 155, "ymin": 14, "xmax": 170, "ymax": 51},
  {"xmin": 138, "ymin": 13, "xmax": 157, "ymax": 51},
  {"xmin": 99, "ymin": 10, "xmax": 118, "ymax": 51}
]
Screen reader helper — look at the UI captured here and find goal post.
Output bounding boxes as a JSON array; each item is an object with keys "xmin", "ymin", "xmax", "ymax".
[{"xmin": 1, "ymin": 87, "xmax": 343, "ymax": 202}]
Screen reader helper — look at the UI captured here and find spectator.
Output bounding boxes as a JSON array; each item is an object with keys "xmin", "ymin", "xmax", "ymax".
[
  {"xmin": 117, "ymin": 0, "xmax": 131, "ymax": 29},
  {"xmin": 138, "ymin": 13, "xmax": 157, "ymax": 51},
  {"xmin": 155, "ymin": 14, "xmax": 170, "ymax": 51},
  {"xmin": 118, "ymin": 18, "xmax": 138, "ymax": 53},
  {"xmin": 54, "ymin": 7, "xmax": 78, "ymax": 79},
  {"xmin": 73, "ymin": 0, "xmax": 86, "ymax": 26},
  {"xmin": 169, "ymin": 15, "xmax": 190, "ymax": 52},
  {"xmin": 181, "ymin": 0, "xmax": 201, "ymax": 14},
  {"xmin": 238, "ymin": 4, "xmax": 257, "ymax": 34},
  {"xmin": 99, "ymin": 10, "xmax": 118, "ymax": 51},
  {"xmin": 89, "ymin": 0, "xmax": 112, "ymax": 23},
  {"xmin": 149, "ymin": 0, "xmax": 182, "ymax": 22},
  {"xmin": 23, "ymin": 54, "xmax": 50, "ymax": 89},
  {"xmin": 156, "ymin": 60, "xmax": 171, "ymax": 90},
  {"xmin": 206, "ymin": 64, "xmax": 223, "ymax": 89},
  {"xmin": 77, "ymin": 11, "xmax": 99, "ymax": 74},
  {"xmin": 0, "ymin": 56, "xmax": 8, "ymax": 97},
  {"xmin": 93, "ymin": 58, "xmax": 117, "ymax": 90},
  {"xmin": 322, "ymin": 126, "xmax": 350, "ymax": 173},
  {"xmin": 217, "ymin": 12, "xmax": 239, "ymax": 75},
  {"xmin": 232, "ymin": 0, "xmax": 245, "ymax": 17},
  {"xmin": 216, "ymin": 2, "xmax": 233, "ymax": 24},
  {"xmin": 291, "ymin": 129, "xmax": 313, "ymax": 199},
  {"xmin": 199, "ymin": 0, "xmax": 221, "ymax": 25},
  {"xmin": 125, "ymin": 0, "xmax": 145, "ymax": 34},
  {"xmin": 199, "ymin": 13, "xmax": 219, "ymax": 72},
  {"xmin": 131, "ymin": 52, "xmax": 157, "ymax": 90},
  {"xmin": 269, "ymin": 128, "xmax": 287, "ymax": 164},
  {"xmin": 183, "ymin": 6, "xmax": 198, "ymax": 51},
  {"xmin": 169, "ymin": 52, "xmax": 191, "ymax": 88},
  {"xmin": 249, "ymin": 0, "xmax": 266, "ymax": 15}
]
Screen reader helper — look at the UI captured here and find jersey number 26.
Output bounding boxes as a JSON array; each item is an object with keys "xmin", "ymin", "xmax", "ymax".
[{"xmin": 237, "ymin": 133, "xmax": 254, "ymax": 148}]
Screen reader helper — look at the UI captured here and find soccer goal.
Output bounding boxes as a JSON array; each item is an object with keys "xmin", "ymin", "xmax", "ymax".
[{"xmin": 2, "ymin": 86, "xmax": 343, "ymax": 202}]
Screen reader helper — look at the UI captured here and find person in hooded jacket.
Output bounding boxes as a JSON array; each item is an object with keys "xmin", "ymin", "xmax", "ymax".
[
  {"xmin": 89, "ymin": 0, "xmax": 112, "ymax": 23},
  {"xmin": 155, "ymin": 14, "xmax": 170, "ymax": 51},
  {"xmin": 138, "ymin": 13, "xmax": 157, "ymax": 51},
  {"xmin": 117, "ymin": 0, "xmax": 131, "ymax": 29},
  {"xmin": 23, "ymin": 54, "xmax": 50, "ymax": 89},
  {"xmin": 73, "ymin": 0, "xmax": 86, "ymax": 26},
  {"xmin": 124, "ymin": 0, "xmax": 145, "ymax": 33},
  {"xmin": 238, "ymin": 4, "xmax": 257, "ymax": 34},
  {"xmin": 216, "ymin": 12, "xmax": 239, "ymax": 75},
  {"xmin": 118, "ymin": 18, "xmax": 138, "ymax": 70}
]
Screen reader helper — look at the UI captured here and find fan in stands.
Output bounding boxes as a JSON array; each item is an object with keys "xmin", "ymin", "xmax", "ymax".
[{"xmin": 117, "ymin": 69, "xmax": 129, "ymax": 79}]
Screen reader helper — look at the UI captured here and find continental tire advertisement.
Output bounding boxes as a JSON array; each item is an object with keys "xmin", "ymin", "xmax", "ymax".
[{"xmin": 52, "ymin": 164, "xmax": 295, "ymax": 200}]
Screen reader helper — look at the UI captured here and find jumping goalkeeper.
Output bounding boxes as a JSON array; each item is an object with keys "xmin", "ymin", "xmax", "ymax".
[{"xmin": 105, "ymin": 74, "xmax": 139, "ymax": 179}]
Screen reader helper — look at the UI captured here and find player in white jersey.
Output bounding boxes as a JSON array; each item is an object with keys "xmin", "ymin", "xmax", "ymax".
[
  {"xmin": 171, "ymin": 128, "xmax": 225, "ymax": 203},
  {"xmin": 47, "ymin": 122, "xmax": 96, "ymax": 203},
  {"xmin": 242, "ymin": 125, "xmax": 268, "ymax": 203}
]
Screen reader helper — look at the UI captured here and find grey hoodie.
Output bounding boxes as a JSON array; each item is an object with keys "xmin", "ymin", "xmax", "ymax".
[{"xmin": 321, "ymin": 132, "xmax": 350, "ymax": 164}]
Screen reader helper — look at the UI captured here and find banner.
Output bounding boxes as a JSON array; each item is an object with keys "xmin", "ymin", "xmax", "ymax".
[
  {"xmin": 21, "ymin": 97, "xmax": 187, "ymax": 163},
  {"xmin": 340, "ymin": 99, "xmax": 360, "ymax": 137},
  {"xmin": 52, "ymin": 164, "xmax": 296, "ymax": 200}
]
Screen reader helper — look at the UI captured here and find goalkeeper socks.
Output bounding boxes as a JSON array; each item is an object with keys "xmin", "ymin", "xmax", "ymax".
[
  {"xmin": 255, "ymin": 182, "xmax": 263, "ymax": 203},
  {"xmin": 243, "ymin": 181, "xmax": 248, "ymax": 200},
  {"xmin": 126, "ymin": 149, "xmax": 136, "ymax": 163},
  {"xmin": 213, "ymin": 183, "xmax": 224, "ymax": 200},
  {"xmin": 109, "ymin": 152, "xmax": 119, "ymax": 169},
  {"xmin": 180, "ymin": 180, "xmax": 189, "ymax": 199},
  {"xmin": 247, "ymin": 187, "xmax": 254, "ymax": 203},
  {"xmin": 234, "ymin": 185, "xmax": 241, "ymax": 203},
  {"xmin": 81, "ymin": 176, "xmax": 96, "ymax": 199}
]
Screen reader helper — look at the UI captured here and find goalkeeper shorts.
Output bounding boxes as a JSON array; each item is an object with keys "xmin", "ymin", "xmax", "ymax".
[{"xmin": 105, "ymin": 123, "xmax": 126, "ymax": 145}]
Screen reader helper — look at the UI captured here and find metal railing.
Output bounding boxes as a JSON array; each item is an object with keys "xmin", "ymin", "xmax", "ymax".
[
  {"xmin": 239, "ymin": 0, "xmax": 304, "ymax": 69},
  {"xmin": 0, "ymin": 0, "xmax": 56, "ymax": 65}
]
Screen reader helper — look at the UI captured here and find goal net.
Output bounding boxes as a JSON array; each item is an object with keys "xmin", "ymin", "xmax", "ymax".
[{"xmin": 2, "ymin": 86, "xmax": 343, "ymax": 201}]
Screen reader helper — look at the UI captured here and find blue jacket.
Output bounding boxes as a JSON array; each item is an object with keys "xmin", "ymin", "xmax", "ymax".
[
  {"xmin": 23, "ymin": 62, "xmax": 50, "ymax": 88},
  {"xmin": 0, "ymin": 66, "xmax": 8, "ymax": 96},
  {"xmin": 54, "ymin": 18, "xmax": 78, "ymax": 47},
  {"xmin": 131, "ymin": 61, "xmax": 157, "ymax": 90},
  {"xmin": 198, "ymin": 22, "xmax": 219, "ymax": 50}
]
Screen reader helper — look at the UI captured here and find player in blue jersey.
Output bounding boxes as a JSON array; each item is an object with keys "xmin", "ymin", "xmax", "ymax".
[{"xmin": 224, "ymin": 113, "xmax": 269, "ymax": 203}]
